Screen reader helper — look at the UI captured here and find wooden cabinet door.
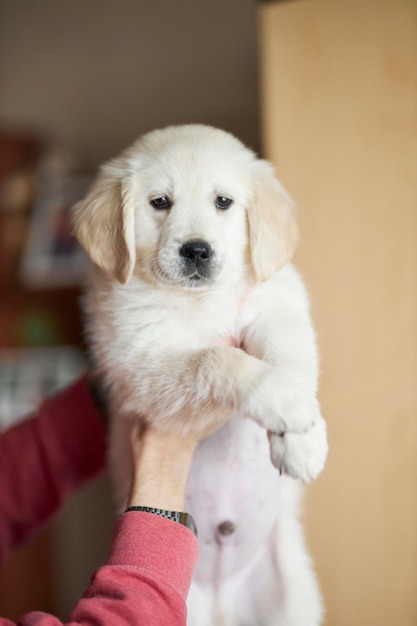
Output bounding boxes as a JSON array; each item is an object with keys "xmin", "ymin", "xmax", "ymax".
[{"xmin": 259, "ymin": 1, "xmax": 417, "ymax": 625}]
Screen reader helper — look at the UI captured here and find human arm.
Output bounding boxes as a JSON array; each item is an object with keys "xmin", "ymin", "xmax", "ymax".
[
  {"xmin": 0, "ymin": 377, "xmax": 107, "ymax": 566},
  {"xmin": 0, "ymin": 397, "xmax": 199, "ymax": 625},
  {"xmin": 55, "ymin": 427, "xmax": 199, "ymax": 626}
]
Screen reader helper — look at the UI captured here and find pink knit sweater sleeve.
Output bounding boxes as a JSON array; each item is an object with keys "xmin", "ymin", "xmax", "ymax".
[
  {"xmin": 10, "ymin": 512, "xmax": 199, "ymax": 626},
  {"xmin": 0, "ymin": 379, "xmax": 200, "ymax": 625},
  {"xmin": 0, "ymin": 377, "xmax": 107, "ymax": 565}
]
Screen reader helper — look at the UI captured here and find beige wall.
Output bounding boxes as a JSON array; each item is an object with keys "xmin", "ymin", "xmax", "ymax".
[
  {"xmin": 259, "ymin": 1, "xmax": 417, "ymax": 624},
  {"xmin": 0, "ymin": 0, "xmax": 259, "ymax": 168}
]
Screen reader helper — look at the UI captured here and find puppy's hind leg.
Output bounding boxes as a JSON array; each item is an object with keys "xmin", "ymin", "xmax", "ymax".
[
  {"xmin": 187, "ymin": 581, "xmax": 217, "ymax": 626},
  {"xmin": 271, "ymin": 515, "xmax": 324, "ymax": 626}
]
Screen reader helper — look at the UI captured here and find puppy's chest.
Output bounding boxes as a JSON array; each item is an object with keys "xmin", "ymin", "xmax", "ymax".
[
  {"xmin": 119, "ymin": 290, "xmax": 246, "ymax": 351},
  {"xmin": 159, "ymin": 297, "xmax": 243, "ymax": 348}
]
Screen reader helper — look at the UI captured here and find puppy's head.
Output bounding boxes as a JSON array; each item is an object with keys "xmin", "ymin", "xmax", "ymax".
[{"xmin": 72, "ymin": 124, "xmax": 298, "ymax": 287}]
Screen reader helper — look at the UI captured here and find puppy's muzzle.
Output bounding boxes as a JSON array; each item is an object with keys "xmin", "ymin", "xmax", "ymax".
[{"xmin": 179, "ymin": 239, "xmax": 214, "ymax": 280}]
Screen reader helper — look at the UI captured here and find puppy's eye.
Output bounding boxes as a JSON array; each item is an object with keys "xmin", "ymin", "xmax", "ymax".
[
  {"xmin": 215, "ymin": 196, "xmax": 233, "ymax": 210},
  {"xmin": 150, "ymin": 196, "xmax": 171, "ymax": 210}
]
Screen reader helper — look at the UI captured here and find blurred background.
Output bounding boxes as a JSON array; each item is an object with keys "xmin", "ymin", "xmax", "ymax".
[{"xmin": 0, "ymin": 0, "xmax": 416, "ymax": 625}]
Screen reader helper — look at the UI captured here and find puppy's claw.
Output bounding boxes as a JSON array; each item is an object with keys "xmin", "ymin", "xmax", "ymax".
[{"xmin": 269, "ymin": 418, "xmax": 328, "ymax": 482}]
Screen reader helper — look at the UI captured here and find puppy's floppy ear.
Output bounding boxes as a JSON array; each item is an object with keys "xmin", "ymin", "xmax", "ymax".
[
  {"xmin": 72, "ymin": 163, "xmax": 136, "ymax": 284},
  {"xmin": 248, "ymin": 160, "xmax": 299, "ymax": 282}
]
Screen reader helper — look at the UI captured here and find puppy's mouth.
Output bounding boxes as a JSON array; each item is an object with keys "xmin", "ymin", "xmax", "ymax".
[{"xmin": 181, "ymin": 269, "xmax": 212, "ymax": 285}]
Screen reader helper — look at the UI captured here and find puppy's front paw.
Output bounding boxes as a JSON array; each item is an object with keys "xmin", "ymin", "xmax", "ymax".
[
  {"xmin": 269, "ymin": 417, "xmax": 328, "ymax": 482},
  {"xmin": 245, "ymin": 370, "xmax": 321, "ymax": 435}
]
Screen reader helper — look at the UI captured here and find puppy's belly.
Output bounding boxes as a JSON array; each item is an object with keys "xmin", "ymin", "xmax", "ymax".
[{"xmin": 186, "ymin": 415, "xmax": 291, "ymax": 584}]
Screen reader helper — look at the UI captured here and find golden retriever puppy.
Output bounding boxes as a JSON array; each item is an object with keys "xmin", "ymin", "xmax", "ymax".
[{"xmin": 73, "ymin": 124, "xmax": 328, "ymax": 625}]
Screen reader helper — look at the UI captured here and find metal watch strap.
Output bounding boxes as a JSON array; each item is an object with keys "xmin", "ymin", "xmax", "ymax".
[{"xmin": 125, "ymin": 506, "xmax": 198, "ymax": 536}]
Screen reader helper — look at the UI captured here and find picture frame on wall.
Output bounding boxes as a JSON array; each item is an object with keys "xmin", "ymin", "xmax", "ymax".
[
  {"xmin": 20, "ymin": 175, "xmax": 92, "ymax": 289},
  {"xmin": 0, "ymin": 346, "xmax": 87, "ymax": 430}
]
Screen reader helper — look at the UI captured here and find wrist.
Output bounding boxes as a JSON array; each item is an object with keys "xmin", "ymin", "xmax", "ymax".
[
  {"xmin": 128, "ymin": 428, "xmax": 197, "ymax": 511},
  {"xmin": 125, "ymin": 506, "xmax": 198, "ymax": 536}
]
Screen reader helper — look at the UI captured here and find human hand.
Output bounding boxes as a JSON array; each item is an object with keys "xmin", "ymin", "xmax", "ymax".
[{"xmin": 127, "ymin": 421, "xmax": 200, "ymax": 512}]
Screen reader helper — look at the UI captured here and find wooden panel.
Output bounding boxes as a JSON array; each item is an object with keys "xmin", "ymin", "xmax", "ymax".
[{"xmin": 258, "ymin": 1, "xmax": 417, "ymax": 625}]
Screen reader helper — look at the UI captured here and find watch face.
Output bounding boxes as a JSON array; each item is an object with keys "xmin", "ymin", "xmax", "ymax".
[
  {"xmin": 188, "ymin": 516, "xmax": 198, "ymax": 537},
  {"xmin": 179, "ymin": 512, "xmax": 198, "ymax": 537}
]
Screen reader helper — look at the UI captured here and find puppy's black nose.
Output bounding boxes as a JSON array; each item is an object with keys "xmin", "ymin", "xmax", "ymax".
[{"xmin": 180, "ymin": 239, "xmax": 213, "ymax": 265}]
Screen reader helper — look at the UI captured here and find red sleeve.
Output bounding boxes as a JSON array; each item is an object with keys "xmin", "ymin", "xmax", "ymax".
[
  {"xmin": 0, "ymin": 377, "xmax": 107, "ymax": 565},
  {"xmin": 1, "ymin": 512, "xmax": 199, "ymax": 626}
]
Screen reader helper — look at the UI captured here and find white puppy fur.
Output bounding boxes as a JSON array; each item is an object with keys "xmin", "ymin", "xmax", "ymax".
[{"xmin": 73, "ymin": 124, "xmax": 328, "ymax": 625}]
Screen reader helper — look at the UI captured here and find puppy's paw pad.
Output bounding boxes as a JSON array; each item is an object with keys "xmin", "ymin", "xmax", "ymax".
[{"xmin": 269, "ymin": 418, "xmax": 328, "ymax": 482}]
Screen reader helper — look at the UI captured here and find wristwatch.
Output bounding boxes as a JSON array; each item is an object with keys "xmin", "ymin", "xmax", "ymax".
[{"xmin": 125, "ymin": 506, "xmax": 198, "ymax": 536}]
